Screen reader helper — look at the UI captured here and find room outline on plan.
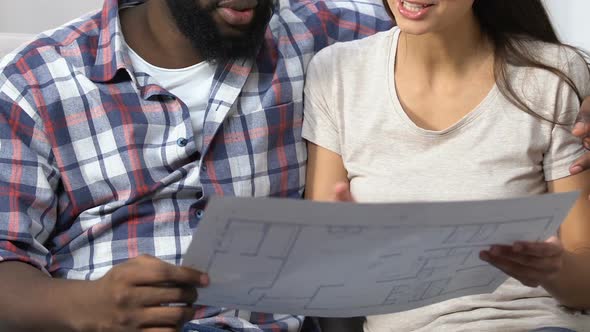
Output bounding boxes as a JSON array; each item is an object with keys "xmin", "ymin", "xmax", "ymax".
[{"xmin": 198, "ymin": 215, "xmax": 555, "ymax": 316}]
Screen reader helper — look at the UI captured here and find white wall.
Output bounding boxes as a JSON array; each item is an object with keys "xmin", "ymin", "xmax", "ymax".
[
  {"xmin": 544, "ymin": 0, "xmax": 590, "ymax": 52},
  {"xmin": 0, "ymin": 0, "xmax": 103, "ymax": 34}
]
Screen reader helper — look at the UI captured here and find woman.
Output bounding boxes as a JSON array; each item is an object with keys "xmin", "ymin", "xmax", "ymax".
[{"xmin": 302, "ymin": 0, "xmax": 590, "ymax": 331}]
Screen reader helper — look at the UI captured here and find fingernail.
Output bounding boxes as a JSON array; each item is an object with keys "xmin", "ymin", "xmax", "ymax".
[
  {"xmin": 200, "ymin": 273, "xmax": 210, "ymax": 286},
  {"xmin": 574, "ymin": 122, "xmax": 585, "ymax": 131},
  {"xmin": 571, "ymin": 165, "xmax": 583, "ymax": 175},
  {"xmin": 491, "ymin": 246, "xmax": 501, "ymax": 255},
  {"xmin": 480, "ymin": 251, "xmax": 490, "ymax": 261}
]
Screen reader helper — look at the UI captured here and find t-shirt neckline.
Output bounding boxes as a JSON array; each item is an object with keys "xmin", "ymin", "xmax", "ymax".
[{"xmin": 387, "ymin": 27, "xmax": 499, "ymax": 137}]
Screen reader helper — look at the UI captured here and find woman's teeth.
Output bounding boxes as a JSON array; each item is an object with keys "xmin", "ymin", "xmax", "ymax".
[{"xmin": 402, "ymin": 1, "xmax": 430, "ymax": 12}]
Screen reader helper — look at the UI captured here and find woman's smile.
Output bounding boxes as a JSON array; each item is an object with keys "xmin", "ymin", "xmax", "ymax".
[{"xmin": 397, "ymin": 0, "xmax": 437, "ymax": 20}]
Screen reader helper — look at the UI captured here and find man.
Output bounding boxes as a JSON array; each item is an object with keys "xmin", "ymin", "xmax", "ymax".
[{"xmin": 0, "ymin": 0, "xmax": 588, "ymax": 331}]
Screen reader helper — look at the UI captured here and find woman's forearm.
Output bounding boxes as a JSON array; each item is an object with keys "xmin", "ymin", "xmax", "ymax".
[{"xmin": 542, "ymin": 249, "xmax": 590, "ymax": 310}]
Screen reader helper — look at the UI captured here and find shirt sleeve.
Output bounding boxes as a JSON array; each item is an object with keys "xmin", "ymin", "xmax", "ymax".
[
  {"xmin": 0, "ymin": 84, "xmax": 59, "ymax": 275},
  {"xmin": 301, "ymin": 47, "xmax": 342, "ymax": 155},
  {"xmin": 543, "ymin": 50, "xmax": 590, "ymax": 181},
  {"xmin": 292, "ymin": 0, "xmax": 393, "ymax": 50}
]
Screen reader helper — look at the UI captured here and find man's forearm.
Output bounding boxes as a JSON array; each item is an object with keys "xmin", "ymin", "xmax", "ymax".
[
  {"xmin": 0, "ymin": 262, "xmax": 89, "ymax": 332},
  {"xmin": 543, "ymin": 250, "xmax": 590, "ymax": 310}
]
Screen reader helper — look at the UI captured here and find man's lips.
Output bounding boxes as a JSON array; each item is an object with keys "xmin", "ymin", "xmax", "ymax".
[
  {"xmin": 218, "ymin": 0, "xmax": 258, "ymax": 11},
  {"xmin": 217, "ymin": 7, "xmax": 255, "ymax": 27},
  {"xmin": 216, "ymin": 0, "xmax": 258, "ymax": 27}
]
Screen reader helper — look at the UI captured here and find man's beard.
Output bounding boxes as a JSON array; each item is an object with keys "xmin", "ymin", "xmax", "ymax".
[{"xmin": 165, "ymin": 0, "xmax": 273, "ymax": 63}]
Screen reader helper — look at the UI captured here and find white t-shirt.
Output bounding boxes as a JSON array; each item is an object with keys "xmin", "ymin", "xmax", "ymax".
[
  {"xmin": 125, "ymin": 43, "xmax": 216, "ymax": 152},
  {"xmin": 302, "ymin": 27, "xmax": 590, "ymax": 331}
]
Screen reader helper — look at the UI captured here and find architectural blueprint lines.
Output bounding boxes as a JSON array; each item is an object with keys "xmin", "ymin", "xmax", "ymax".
[{"xmin": 182, "ymin": 193, "xmax": 577, "ymax": 317}]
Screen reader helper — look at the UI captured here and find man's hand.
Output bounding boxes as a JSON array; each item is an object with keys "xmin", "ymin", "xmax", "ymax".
[
  {"xmin": 570, "ymin": 97, "xmax": 590, "ymax": 176},
  {"xmin": 77, "ymin": 255, "xmax": 209, "ymax": 332},
  {"xmin": 479, "ymin": 237, "xmax": 564, "ymax": 288}
]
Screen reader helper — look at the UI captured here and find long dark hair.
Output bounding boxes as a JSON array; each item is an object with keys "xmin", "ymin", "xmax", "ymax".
[{"xmin": 385, "ymin": 0, "xmax": 589, "ymax": 124}]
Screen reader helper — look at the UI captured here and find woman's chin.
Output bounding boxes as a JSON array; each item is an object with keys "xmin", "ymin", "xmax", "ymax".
[{"xmin": 398, "ymin": 25, "xmax": 432, "ymax": 36}]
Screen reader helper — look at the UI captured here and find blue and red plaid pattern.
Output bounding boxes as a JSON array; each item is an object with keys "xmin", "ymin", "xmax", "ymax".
[{"xmin": 0, "ymin": 0, "xmax": 391, "ymax": 330}]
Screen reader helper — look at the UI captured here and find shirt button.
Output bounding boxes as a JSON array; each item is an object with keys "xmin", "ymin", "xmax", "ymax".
[
  {"xmin": 201, "ymin": 165, "xmax": 207, "ymax": 172},
  {"xmin": 176, "ymin": 138, "xmax": 188, "ymax": 147},
  {"xmin": 196, "ymin": 209, "xmax": 204, "ymax": 219}
]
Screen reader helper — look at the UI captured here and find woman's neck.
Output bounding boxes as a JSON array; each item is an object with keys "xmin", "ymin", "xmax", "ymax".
[{"xmin": 397, "ymin": 14, "xmax": 492, "ymax": 79}]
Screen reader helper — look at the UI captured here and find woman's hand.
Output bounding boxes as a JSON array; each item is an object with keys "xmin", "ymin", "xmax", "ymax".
[
  {"xmin": 332, "ymin": 182, "xmax": 571, "ymax": 292},
  {"xmin": 479, "ymin": 237, "xmax": 564, "ymax": 288}
]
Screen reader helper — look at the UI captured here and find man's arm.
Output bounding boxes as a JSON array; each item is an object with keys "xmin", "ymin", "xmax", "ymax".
[
  {"xmin": 0, "ymin": 262, "xmax": 85, "ymax": 331},
  {"xmin": 0, "ymin": 256, "xmax": 208, "ymax": 332},
  {"xmin": 0, "ymin": 93, "xmax": 208, "ymax": 331},
  {"xmin": 291, "ymin": 0, "xmax": 393, "ymax": 51}
]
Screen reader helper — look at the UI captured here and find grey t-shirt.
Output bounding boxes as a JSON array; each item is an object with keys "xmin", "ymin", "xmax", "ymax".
[{"xmin": 302, "ymin": 27, "xmax": 590, "ymax": 331}]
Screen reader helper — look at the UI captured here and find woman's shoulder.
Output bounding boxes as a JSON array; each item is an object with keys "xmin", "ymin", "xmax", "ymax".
[
  {"xmin": 517, "ymin": 39, "xmax": 589, "ymax": 83},
  {"xmin": 508, "ymin": 39, "xmax": 590, "ymax": 99},
  {"xmin": 506, "ymin": 39, "xmax": 590, "ymax": 123}
]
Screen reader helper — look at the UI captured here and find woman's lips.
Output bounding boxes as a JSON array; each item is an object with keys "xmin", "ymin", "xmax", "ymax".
[{"xmin": 397, "ymin": 0, "xmax": 435, "ymax": 20}]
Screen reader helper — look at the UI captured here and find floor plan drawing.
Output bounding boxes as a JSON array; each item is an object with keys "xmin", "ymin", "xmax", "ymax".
[{"xmin": 182, "ymin": 193, "xmax": 577, "ymax": 317}]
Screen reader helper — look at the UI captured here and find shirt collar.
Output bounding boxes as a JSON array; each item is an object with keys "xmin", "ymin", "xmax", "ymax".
[{"xmin": 89, "ymin": 0, "xmax": 143, "ymax": 83}]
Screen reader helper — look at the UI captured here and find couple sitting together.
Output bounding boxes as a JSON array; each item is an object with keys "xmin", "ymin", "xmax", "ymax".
[{"xmin": 0, "ymin": 0, "xmax": 589, "ymax": 331}]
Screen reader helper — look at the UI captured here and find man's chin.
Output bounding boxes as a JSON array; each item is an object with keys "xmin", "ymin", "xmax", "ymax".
[
  {"xmin": 215, "ymin": 24, "xmax": 253, "ymax": 38},
  {"xmin": 206, "ymin": 19, "xmax": 269, "ymax": 61},
  {"xmin": 213, "ymin": 10, "xmax": 270, "ymax": 39}
]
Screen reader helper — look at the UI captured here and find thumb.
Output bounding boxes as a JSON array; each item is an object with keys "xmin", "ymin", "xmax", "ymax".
[{"xmin": 332, "ymin": 182, "xmax": 356, "ymax": 202}]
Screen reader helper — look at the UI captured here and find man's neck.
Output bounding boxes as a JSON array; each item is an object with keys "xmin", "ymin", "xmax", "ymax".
[
  {"xmin": 120, "ymin": 1, "xmax": 205, "ymax": 69},
  {"xmin": 396, "ymin": 13, "xmax": 492, "ymax": 80}
]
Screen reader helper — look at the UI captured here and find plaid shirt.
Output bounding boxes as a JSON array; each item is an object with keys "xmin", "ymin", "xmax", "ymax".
[{"xmin": 0, "ymin": 0, "xmax": 391, "ymax": 330}]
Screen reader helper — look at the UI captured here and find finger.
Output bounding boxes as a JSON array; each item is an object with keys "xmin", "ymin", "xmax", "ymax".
[
  {"xmin": 136, "ymin": 286, "xmax": 198, "ymax": 306},
  {"xmin": 570, "ymin": 100, "xmax": 590, "ymax": 174},
  {"xmin": 129, "ymin": 255, "xmax": 209, "ymax": 287},
  {"xmin": 512, "ymin": 241, "xmax": 563, "ymax": 257},
  {"xmin": 570, "ymin": 151, "xmax": 590, "ymax": 176},
  {"xmin": 332, "ymin": 182, "xmax": 355, "ymax": 202},
  {"xmin": 332, "ymin": 182, "xmax": 351, "ymax": 201},
  {"xmin": 493, "ymin": 251, "xmax": 561, "ymax": 273},
  {"xmin": 486, "ymin": 245, "xmax": 512, "ymax": 256},
  {"xmin": 138, "ymin": 306, "xmax": 197, "ymax": 328},
  {"xmin": 488, "ymin": 243, "xmax": 561, "ymax": 269},
  {"xmin": 573, "ymin": 97, "xmax": 590, "ymax": 136},
  {"xmin": 142, "ymin": 329, "xmax": 178, "ymax": 332},
  {"xmin": 572, "ymin": 121, "xmax": 588, "ymax": 137},
  {"xmin": 480, "ymin": 251, "xmax": 546, "ymax": 287}
]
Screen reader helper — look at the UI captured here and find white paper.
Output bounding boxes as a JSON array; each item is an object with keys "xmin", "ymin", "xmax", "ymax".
[{"xmin": 182, "ymin": 192, "xmax": 578, "ymax": 317}]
